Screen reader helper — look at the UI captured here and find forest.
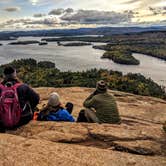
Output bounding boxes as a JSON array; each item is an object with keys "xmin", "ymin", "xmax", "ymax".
[{"xmin": 0, "ymin": 58, "xmax": 165, "ymax": 99}]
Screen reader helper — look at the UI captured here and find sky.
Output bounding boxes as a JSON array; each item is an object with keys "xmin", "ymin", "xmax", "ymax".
[{"xmin": 0, "ymin": 0, "xmax": 166, "ymax": 30}]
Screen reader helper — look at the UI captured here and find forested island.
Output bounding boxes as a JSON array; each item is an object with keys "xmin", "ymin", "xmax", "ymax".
[
  {"xmin": 39, "ymin": 41, "xmax": 48, "ymax": 45},
  {"xmin": 8, "ymin": 40, "xmax": 40, "ymax": 45},
  {"xmin": 102, "ymin": 50, "xmax": 140, "ymax": 65},
  {"xmin": 93, "ymin": 43, "xmax": 166, "ymax": 61},
  {"xmin": 57, "ymin": 42, "xmax": 92, "ymax": 46},
  {"xmin": 41, "ymin": 31, "xmax": 166, "ymax": 65},
  {"xmin": 0, "ymin": 58, "xmax": 165, "ymax": 99},
  {"xmin": 41, "ymin": 36, "xmax": 107, "ymax": 42}
]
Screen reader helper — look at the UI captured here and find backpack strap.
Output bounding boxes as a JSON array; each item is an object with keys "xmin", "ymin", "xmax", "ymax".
[
  {"xmin": 12, "ymin": 83, "xmax": 22, "ymax": 91},
  {"xmin": 10, "ymin": 83, "xmax": 22, "ymax": 105},
  {"xmin": 0, "ymin": 84, "xmax": 5, "ymax": 96}
]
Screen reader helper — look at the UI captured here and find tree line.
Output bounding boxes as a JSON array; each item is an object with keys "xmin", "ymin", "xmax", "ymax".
[{"xmin": 0, "ymin": 58, "xmax": 165, "ymax": 99}]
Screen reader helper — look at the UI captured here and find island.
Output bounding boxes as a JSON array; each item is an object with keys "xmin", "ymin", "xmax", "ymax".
[
  {"xmin": 102, "ymin": 50, "xmax": 140, "ymax": 65},
  {"xmin": 93, "ymin": 45, "xmax": 140, "ymax": 65},
  {"xmin": 42, "ymin": 31, "xmax": 166, "ymax": 61},
  {"xmin": 41, "ymin": 36, "xmax": 108, "ymax": 43},
  {"xmin": 57, "ymin": 41, "xmax": 92, "ymax": 46},
  {"xmin": 39, "ymin": 41, "xmax": 48, "ymax": 45},
  {"xmin": 8, "ymin": 40, "xmax": 40, "ymax": 45},
  {"xmin": 0, "ymin": 43, "xmax": 2, "ymax": 46}
]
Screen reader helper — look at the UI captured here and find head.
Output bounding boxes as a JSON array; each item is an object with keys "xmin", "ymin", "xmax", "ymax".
[
  {"xmin": 96, "ymin": 80, "xmax": 108, "ymax": 93},
  {"xmin": 48, "ymin": 92, "xmax": 60, "ymax": 107},
  {"xmin": 3, "ymin": 66, "xmax": 17, "ymax": 80}
]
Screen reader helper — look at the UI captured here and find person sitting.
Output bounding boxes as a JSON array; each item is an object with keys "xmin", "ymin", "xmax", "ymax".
[
  {"xmin": 77, "ymin": 80, "xmax": 121, "ymax": 124},
  {"xmin": 37, "ymin": 92, "xmax": 75, "ymax": 122},
  {"xmin": 0, "ymin": 66, "xmax": 40, "ymax": 130}
]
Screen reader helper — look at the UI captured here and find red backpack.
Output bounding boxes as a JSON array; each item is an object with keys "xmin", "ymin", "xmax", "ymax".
[{"xmin": 0, "ymin": 83, "xmax": 22, "ymax": 128}]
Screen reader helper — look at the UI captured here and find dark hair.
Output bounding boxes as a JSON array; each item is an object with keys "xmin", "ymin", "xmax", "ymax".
[
  {"xmin": 2, "ymin": 66, "xmax": 21, "ymax": 85},
  {"xmin": 3, "ymin": 66, "xmax": 15, "ymax": 75}
]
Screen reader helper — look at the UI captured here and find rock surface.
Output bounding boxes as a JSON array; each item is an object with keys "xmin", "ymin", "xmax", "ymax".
[{"xmin": 1, "ymin": 87, "xmax": 166, "ymax": 166}]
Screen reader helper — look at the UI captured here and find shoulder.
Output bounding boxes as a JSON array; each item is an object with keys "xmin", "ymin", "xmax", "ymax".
[
  {"xmin": 95, "ymin": 93, "xmax": 113, "ymax": 99},
  {"xmin": 58, "ymin": 108, "xmax": 70, "ymax": 115},
  {"xmin": 18, "ymin": 83, "xmax": 35, "ymax": 91},
  {"xmin": 19, "ymin": 83, "xmax": 29, "ymax": 88},
  {"xmin": 17, "ymin": 83, "xmax": 28, "ymax": 91}
]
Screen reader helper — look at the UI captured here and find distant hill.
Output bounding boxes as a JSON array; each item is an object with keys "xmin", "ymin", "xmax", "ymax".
[{"xmin": 0, "ymin": 26, "xmax": 166, "ymax": 40}]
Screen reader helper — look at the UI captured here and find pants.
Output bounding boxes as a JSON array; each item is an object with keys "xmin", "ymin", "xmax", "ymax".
[
  {"xmin": 17, "ymin": 115, "xmax": 32, "ymax": 127},
  {"xmin": 0, "ymin": 114, "xmax": 33, "ymax": 132},
  {"xmin": 84, "ymin": 108, "xmax": 100, "ymax": 123},
  {"xmin": 77, "ymin": 108, "xmax": 100, "ymax": 123}
]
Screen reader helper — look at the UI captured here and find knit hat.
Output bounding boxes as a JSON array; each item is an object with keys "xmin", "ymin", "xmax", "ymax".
[
  {"xmin": 48, "ymin": 92, "xmax": 60, "ymax": 107},
  {"xmin": 96, "ymin": 80, "xmax": 107, "ymax": 92}
]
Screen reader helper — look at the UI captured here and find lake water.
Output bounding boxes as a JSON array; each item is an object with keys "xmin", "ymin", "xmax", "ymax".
[{"xmin": 0, "ymin": 36, "xmax": 166, "ymax": 87}]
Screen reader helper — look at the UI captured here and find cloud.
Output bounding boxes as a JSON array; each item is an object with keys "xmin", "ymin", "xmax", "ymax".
[
  {"xmin": 61, "ymin": 10, "xmax": 134, "ymax": 24},
  {"xmin": 29, "ymin": 0, "xmax": 39, "ymax": 5},
  {"xmin": 48, "ymin": 8, "xmax": 74, "ymax": 16},
  {"xmin": 121, "ymin": 0, "xmax": 166, "ymax": 10},
  {"xmin": 139, "ymin": 0, "xmax": 164, "ymax": 8},
  {"xmin": 33, "ymin": 13, "xmax": 46, "ymax": 17},
  {"xmin": 30, "ymin": 18, "xmax": 58, "ymax": 25},
  {"xmin": 121, "ymin": 0, "xmax": 140, "ymax": 5},
  {"xmin": 0, "ymin": 9, "xmax": 134, "ymax": 30},
  {"xmin": 49, "ymin": 8, "xmax": 65, "ymax": 15},
  {"xmin": 65, "ymin": 8, "xmax": 74, "ymax": 13},
  {"xmin": 149, "ymin": 6, "xmax": 166, "ymax": 15},
  {"xmin": 4, "ymin": 7, "xmax": 21, "ymax": 12},
  {"xmin": 0, "ymin": 17, "xmax": 59, "ymax": 30}
]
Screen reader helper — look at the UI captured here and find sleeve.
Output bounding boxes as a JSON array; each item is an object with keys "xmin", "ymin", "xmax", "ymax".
[
  {"xmin": 83, "ymin": 93, "xmax": 96, "ymax": 108},
  {"xmin": 37, "ymin": 107, "xmax": 48, "ymax": 121},
  {"xmin": 25, "ymin": 85, "xmax": 40, "ymax": 109},
  {"xmin": 46, "ymin": 114, "xmax": 59, "ymax": 121},
  {"xmin": 59, "ymin": 110, "xmax": 75, "ymax": 122}
]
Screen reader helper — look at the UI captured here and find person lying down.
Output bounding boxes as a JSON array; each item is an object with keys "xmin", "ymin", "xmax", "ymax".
[{"xmin": 36, "ymin": 92, "xmax": 75, "ymax": 122}]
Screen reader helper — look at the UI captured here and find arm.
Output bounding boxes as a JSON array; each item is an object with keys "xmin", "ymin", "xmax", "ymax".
[
  {"xmin": 47, "ymin": 109, "xmax": 75, "ymax": 122},
  {"xmin": 26, "ymin": 85, "xmax": 40, "ymax": 109},
  {"xmin": 83, "ymin": 93, "xmax": 96, "ymax": 108},
  {"xmin": 60, "ymin": 110, "xmax": 75, "ymax": 122}
]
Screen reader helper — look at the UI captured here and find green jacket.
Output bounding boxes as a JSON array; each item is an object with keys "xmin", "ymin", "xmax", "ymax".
[{"xmin": 83, "ymin": 92, "xmax": 120, "ymax": 123}]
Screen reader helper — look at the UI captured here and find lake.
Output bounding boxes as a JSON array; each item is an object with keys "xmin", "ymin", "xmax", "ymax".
[{"xmin": 0, "ymin": 36, "xmax": 166, "ymax": 87}]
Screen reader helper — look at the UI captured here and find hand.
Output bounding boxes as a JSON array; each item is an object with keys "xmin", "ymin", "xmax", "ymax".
[{"xmin": 92, "ymin": 90, "xmax": 98, "ymax": 96}]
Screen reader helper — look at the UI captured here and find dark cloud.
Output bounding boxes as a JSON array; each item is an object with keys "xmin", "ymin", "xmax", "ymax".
[
  {"xmin": 49, "ymin": 8, "xmax": 64, "ymax": 15},
  {"xmin": 0, "ymin": 17, "xmax": 59, "ymax": 29},
  {"xmin": 48, "ymin": 8, "xmax": 74, "ymax": 16},
  {"xmin": 149, "ymin": 6, "xmax": 166, "ymax": 15},
  {"xmin": 33, "ymin": 13, "xmax": 46, "ymax": 17},
  {"xmin": 61, "ymin": 10, "xmax": 134, "ymax": 24},
  {"xmin": 4, "ymin": 7, "xmax": 20, "ymax": 12},
  {"xmin": 29, "ymin": 18, "xmax": 58, "ymax": 25},
  {"xmin": 65, "ymin": 8, "xmax": 74, "ymax": 13}
]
